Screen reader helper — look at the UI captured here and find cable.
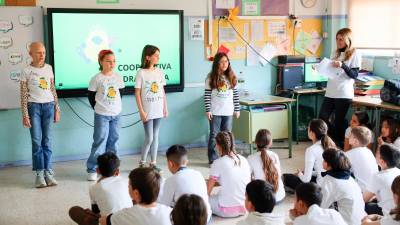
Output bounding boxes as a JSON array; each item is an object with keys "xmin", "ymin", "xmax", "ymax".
[
  {"xmin": 225, "ymin": 19, "xmax": 278, "ymax": 68},
  {"xmin": 122, "ymin": 119, "xmax": 142, "ymax": 128},
  {"xmin": 76, "ymin": 97, "xmax": 139, "ymax": 117},
  {"xmin": 217, "ymin": 17, "xmax": 220, "ymax": 50},
  {"xmin": 63, "ymin": 98, "xmax": 94, "ymax": 127}
]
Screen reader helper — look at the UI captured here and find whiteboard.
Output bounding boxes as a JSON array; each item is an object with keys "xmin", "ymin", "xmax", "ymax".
[{"xmin": 0, "ymin": 7, "xmax": 44, "ymax": 109}]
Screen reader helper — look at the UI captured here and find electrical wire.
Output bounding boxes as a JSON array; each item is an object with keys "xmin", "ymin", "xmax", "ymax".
[
  {"xmin": 225, "ymin": 19, "xmax": 278, "ymax": 68},
  {"xmin": 76, "ymin": 96, "xmax": 139, "ymax": 117}
]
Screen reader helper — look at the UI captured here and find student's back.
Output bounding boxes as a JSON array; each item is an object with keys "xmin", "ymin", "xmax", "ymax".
[
  {"xmin": 111, "ymin": 203, "xmax": 171, "ymax": 225},
  {"xmin": 293, "ymin": 204, "xmax": 347, "ymax": 225}
]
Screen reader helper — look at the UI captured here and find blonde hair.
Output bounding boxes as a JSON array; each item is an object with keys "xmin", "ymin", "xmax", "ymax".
[
  {"xmin": 334, "ymin": 28, "xmax": 355, "ymax": 61},
  {"xmin": 350, "ymin": 126, "xmax": 372, "ymax": 147}
]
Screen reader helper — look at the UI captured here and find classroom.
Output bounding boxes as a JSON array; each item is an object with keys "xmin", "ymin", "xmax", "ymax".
[{"xmin": 1, "ymin": 0, "xmax": 400, "ymax": 225}]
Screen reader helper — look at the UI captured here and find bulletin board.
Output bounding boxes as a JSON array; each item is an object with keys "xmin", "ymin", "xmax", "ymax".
[{"xmin": 205, "ymin": 17, "xmax": 323, "ymax": 63}]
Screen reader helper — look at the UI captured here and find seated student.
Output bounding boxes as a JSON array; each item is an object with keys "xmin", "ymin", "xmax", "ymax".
[
  {"xmin": 283, "ymin": 119, "xmax": 336, "ymax": 191},
  {"xmin": 378, "ymin": 118, "xmax": 400, "ymax": 148},
  {"xmin": 247, "ymin": 129, "xmax": 285, "ymax": 202},
  {"xmin": 207, "ymin": 131, "xmax": 251, "ymax": 218},
  {"xmin": 345, "ymin": 126, "xmax": 379, "ymax": 192},
  {"xmin": 362, "ymin": 175, "xmax": 400, "ymax": 225},
  {"xmin": 290, "ymin": 182, "xmax": 347, "ymax": 225},
  {"xmin": 99, "ymin": 167, "xmax": 172, "ymax": 225},
  {"xmin": 171, "ymin": 194, "xmax": 208, "ymax": 225},
  {"xmin": 320, "ymin": 148, "xmax": 366, "ymax": 225},
  {"xmin": 237, "ymin": 180, "xmax": 285, "ymax": 225},
  {"xmin": 69, "ymin": 152, "xmax": 132, "ymax": 225},
  {"xmin": 344, "ymin": 111, "xmax": 374, "ymax": 151},
  {"xmin": 158, "ymin": 145, "xmax": 211, "ymax": 221},
  {"xmin": 363, "ymin": 144, "xmax": 400, "ymax": 216}
]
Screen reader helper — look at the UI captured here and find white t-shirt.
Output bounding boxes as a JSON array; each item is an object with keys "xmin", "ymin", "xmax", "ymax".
[
  {"xmin": 88, "ymin": 72, "xmax": 125, "ymax": 116},
  {"xmin": 298, "ymin": 141, "xmax": 324, "ymax": 184},
  {"xmin": 325, "ymin": 49, "xmax": 362, "ymax": 99},
  {"xmin": 366, "ymin": 167, "xmax": 400, "ymax": 215},
  {"xmin": 345, "ymin": 146, "xmax": 379, "ymax": 192},
  {"xmin": 393, "ymin": 137, "xmax": 400, "ymax": 148},
  {"xmin": 20, "ymin": 64, "xmax": 55, "ymax": 103},
  {"xmin": 89, "ymin": 176, "xmax": 133, "ymax": 216},
  {"xmin": 209, "ymin": 154, "xmax": 251, "ymax": 207},
  {"xmin": 293, "ymin": 204, "xmax": 347, "ymax": 225},
  {"xmin": 247, "ymin": 150, "xmax": 285, "ymax": 202},
  {"xmin": 157, "ymin": 168, "xmax": 212, "ymax": 221},
  {"xmin": 135, "ymin": 68, "xmax": 166, "ymax": 120},
  {"xmin": 320, "ymin": 175, "xmax": 366, "ymax": 225},
  {"xmin": 110, "ymin": 203, "xmax": 172, "ymax": 225},
  {"xmin": 205, "ymin": 75, "xmax": 235, "ymax": 116},
  {"xmin": 237, "ymin": 211, "xmax": 285, "ymax": 225},
  {"xmin": 380, "ymin": 214, "xmax": 400, "ymax": 225}
]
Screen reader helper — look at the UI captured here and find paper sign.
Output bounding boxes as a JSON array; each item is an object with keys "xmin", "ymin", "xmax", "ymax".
[
  {"xmin": 277, "ymin": 38, "xmax": 290, "ymax": 55},
  {"xmin": 242, "ymin": 0, "xmax": 260, "ymax": 16},
  {"xmin": 219, "ymin": 27, "xmax": 236, "ymax": 43},
  {"xmin": 251, "ymin": 20, "xmax": 264, "ymax": 42},
  {"xmin": 307, "ymin": 31, "xmax": 322, "ymax": 54},
  {"xmin": 189, "ymin": 17, "xmax": 204, "ymax": 40},
  {"xmin": 216, "ymin": 0, "xmax": 235, "ymax": 9},
  {"xmin": 268, "ymin": 21, "xmax": 286, "ymax": 37},
  {"xmin": 8, "ymin": 52, "xmax": 23, "ymax": 65},
  {"xmin": 0, "ymin": 20, "xmax": 13, "ymax": 33},
  {"xmin": 295, "ymin": 31, "xmax": 312, "ymax": 55},
  {"xmin": 0, "ymin": 37, "xmax": 13, "ymax": 49},
  {"xmin": 10, "ymin": 70, "xmax": 22, "ymax": 82},
  {"xmin": 315, "ymin": 58, "xmax": 342, "ymax": 79},
  {"xmin": 361, "ymin": 57, "xmax": 374, "ymax": 71},
  {"xmin": 259, "ymin": 43, "xmax": 277, "ymax": 66},
  {"xmin": 246, "ymin": 43, "xmax": 262, "ymax": 66},
  {"xmin": 19, "ymin": 15, "xmax": 33, "ymax": 26}
]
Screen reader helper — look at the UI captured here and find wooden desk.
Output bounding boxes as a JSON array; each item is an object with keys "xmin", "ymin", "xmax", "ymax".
[
  {"xmin": 232, "ymin": 95, "xmax": 296, "ymax": 158},
  {"xmin": 291, "ymin": 88, "xmax": 326, "ymax": 143}
]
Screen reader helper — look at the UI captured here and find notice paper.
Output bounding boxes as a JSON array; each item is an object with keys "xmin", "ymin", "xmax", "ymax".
[
  {"xmin": 251, "ymin": 20, "xmax": 264, "ymax": 42},
  {"xmin": 246, "ymin": 43, "xmax": 262, "ymax": 66},
  {"xmin": 259, "ymin": 43, "xmax": 277, "ymax": 66},
  {"xmin": 219, "ymin": 27, "xmax": 236, "ymax": 42},
  {"xmin": 307, "ymin": 31, "xmax": 322, "ymax": 54},
  {"xmin": 216, "ymin": 0, "xmax": 235, "ymax": 9},
  {"xmin": 189, "ymin": 17, "xmax": 204, "ymax": 40},
  {"xmin": 315, "ymin": 58, "xmax": 342, "ymax": 79}
]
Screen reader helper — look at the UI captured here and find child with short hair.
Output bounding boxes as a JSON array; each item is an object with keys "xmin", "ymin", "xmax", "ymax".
[
  {"xmin": 283, "ymin": 119, "xmax": 336, "ymax": 190},
  {"xmin": 290, "ymin": 182, "xmax": 346, "ymax": 225},
  {"xmin": 320, "ymin": 148, "xmax": 366, "ymax": 225},
  {"xmin": 135, "ymin": 45, "xmax": 168, "ymax": 172},
  {"xmin": 345, "ymin": 126, "xmax": 379, "ymax": 192},
  {"xmin": 344, "ymin": 111, "xmax": 373, "ymax": 151},
  {"xmin": 237, "ymin": 180, "xmax": 285, "ymax": 225},
  {"xmin": 363, "ymin": 144, "xmax": 400, "ymax": 216},
  {"xmin": 207, "ymin": 131, "xmax": 251, "ymax": 218},
  {"xmin": 247, "ymin": 129, "xmax": 285, "ymax": 202},
  {"xmin": 69, "ymin": 152, "xmax": 132, "ymax": 225},
  {"xmin": 99, "ymin": 167, "xmax": 172, "ymax": 225},
  {"xmin": 87, "ymin": 49, "xmax": 125, "ymax": 181},
  {"xmin": 378, "ymin": 118, "xmax": 400, "ymax": 148},
  {"xmin": 362, "ymin": 175, "xmax": 400, "ymax": 225},
  {"xmin": 158, "ymin": 145, "xmax": 211, "ymax": 221},
  {"xmin": 20, "ymin": 41, "xmax": 61, "ymax": 188},
  {"xmin": 171, "ymin": 194, "xmax": 208, "ymax": 225}
]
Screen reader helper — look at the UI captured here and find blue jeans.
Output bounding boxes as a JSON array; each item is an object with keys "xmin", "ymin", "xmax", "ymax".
[
  {"xmin": 207, "ymin": 115, "xmax": 233, "ymax": 163},
  {"xmin": 140, "ymin": 118, "xmax": 162, "ymax": 163},
  {"xmin": 28, "ymin": 102, "xmax": 55, "ymax": 171},
  {"xmin": 86, "ymin": 113, "xmax": 120, "ymax": 173}
]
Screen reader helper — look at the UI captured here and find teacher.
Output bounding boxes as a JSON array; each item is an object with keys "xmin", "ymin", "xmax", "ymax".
[{"xmin": 319, "ymin": 28, "xmax": 361, "ymax": 148}]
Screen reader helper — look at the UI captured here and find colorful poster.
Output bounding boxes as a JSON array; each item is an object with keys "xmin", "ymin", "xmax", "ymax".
[
  {"xmin": 189, "ymin": 17, "xmax": 204, "ymax": 40},
  {"xmin": 295, "ymin": 31, "xmax": 312, "ymax": 55},
  {"xmin": 0, "ymin": 0, "xmax": 4, "ymax": 5},
  {"xmin": 242, "ymin": 0, "xmax": 260, "ymax": 16}
]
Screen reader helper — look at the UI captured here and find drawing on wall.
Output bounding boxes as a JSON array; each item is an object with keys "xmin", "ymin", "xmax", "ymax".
[
  {"xmin": 0, "ymin": 20, "xmax": 13, "ymax": 33},
  {"xmin": 0, "ymin": 36, "xmax": 13, "ymax": 49},
  {"xmin": 9, "ymin": 70, "xmax": 21, "ymax": 82},
  {"xmin": 8, "ymin": 52, "xmax": 23, "ymax": 65},
  {"xmin": 18, "ymin": 15, "xmax": 34, "ymax": 26}
]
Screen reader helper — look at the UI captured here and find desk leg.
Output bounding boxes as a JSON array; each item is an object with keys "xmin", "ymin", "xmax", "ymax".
[
  {"xmin": 287, "ymin": 103, "xmax": 293, "ymax": 158},
  {"xmin": 296, "ymin": 94, "xmax": 299, "ymax": 144}
]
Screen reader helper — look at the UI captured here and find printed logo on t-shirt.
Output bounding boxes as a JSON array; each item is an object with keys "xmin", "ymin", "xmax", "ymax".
[
  {"xmin": 216, "ymin": 82, "xmax": 231, "ymax": 98},
  {"xmin": 145, "ymin": 80, "xmax": 163, "ymax": 103},
  {"xmin": 107, "ymin": 86, "xmax": 117, "ymax": 99},
  {"xmin": 38, "ymin": 77, "xmax": 49, "ymax": 90},
  {"xmin": 150, "ymin": 81, "xmax": 159, "ymax": 93}
]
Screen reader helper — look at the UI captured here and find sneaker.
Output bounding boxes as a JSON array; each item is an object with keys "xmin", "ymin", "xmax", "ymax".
[
  {"xmin": 87, "ymin": 172, "xmax": 98, "ymax": 181},
  {"xmin": 149, "ymin": 163, "xmax": 162, "ymax": 173},
  {"xmin": 138, "ymin": 161, "xmax": 146, "ymax": 168},
  {"xmin": 35, "ymin": 170, "xmax": 47, "ymax": 188},
  {"xmin": 44, "ymin": 169, "xmax": 58, "ymax": 186}
]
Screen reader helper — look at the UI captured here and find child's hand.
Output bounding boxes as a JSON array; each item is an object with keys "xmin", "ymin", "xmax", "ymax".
[
  {"xmin": 99, "ymin": 216, "xmax": 107, "ymax": 225},
  {"xmin": 332, "ymin": 60, "xmax": 342, "ymax": 68},
  {"xmin": 234, "ymin": 111, "xmax": 240, "ymax": 119},
  {"xmin": 54, "ymin": 110, "xmax": 61, "ymax": 123},
  {"xmin": 163, "ymin": 108, "xmax": 169, "ymax": 118},
  {"xmin": 296, "ymin": 169, "xmax": 303, "ymax": 177},
  {"xmin": 206, "ymin": 112, "xmax": 212, "ymax": 121},
  {"xmin": 377, "ymin": 136, "xmax": 383, "ymax": 145},
  {"xmin": 22, "ymin": 116, "xmax": 31, "ymax": 128},
  {"xmin": 140, "ymin": 111, "xmax": 148, "ymax": 122},
  {"xmin": 289, "ymin": 208, "xmax": 302, "ymax": 220}
]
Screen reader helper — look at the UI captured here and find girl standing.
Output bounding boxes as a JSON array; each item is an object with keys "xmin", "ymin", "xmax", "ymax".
[{"xmin": 135, "ymin": 45, "xmax": 168, "ymax": 172}]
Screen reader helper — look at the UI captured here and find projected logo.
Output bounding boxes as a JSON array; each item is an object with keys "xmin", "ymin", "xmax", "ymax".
[{"xmin": 78, "ymin": 27, "xmax": 111, "ymax": 63}]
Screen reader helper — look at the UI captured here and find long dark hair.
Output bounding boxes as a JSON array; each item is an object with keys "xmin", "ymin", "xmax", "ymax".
[
  {"xmin": 215, "ymin": 131, "xmax": 241, "ymax": 166},
  {"xmin": 322, "ymin": 148, "xmax": 351, "ymax": 171},
  {"xmin": 255, "ymin": 129, "xmax": 279, "ymax": 193},
  {"xmin": 140, "ymin": 44, "xmax": 159, "ymax": 69},
  {"xmin": 208, "ymin": 52, "xmax": 237, "ymax": 89},
  {"xmin": 381, "ymin": 118, "xmax": 399, "ymax": 143},
  {"xmin": 309, "ymin": 119, "xmax": 336, "ymax": 151},
  {"xmin": 390, "ymin": 175, "xmax": 400, "ymax": 221},
  {"xmin": 171, "ymin": 194, "xmax": 208, "ymax": 225}
]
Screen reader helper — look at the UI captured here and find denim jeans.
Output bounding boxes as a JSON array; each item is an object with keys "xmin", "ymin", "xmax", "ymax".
[
  {"xmin": 207, "ymin": 115, "xmax": 233, "ymax": 163},
  {"xmin": 86, "ymin": 113, "xmax": 120, "ymax": 173},
  {"xmin": 140, "ymin": 118, "xmax": 162, "ymax": 163},
  {"xmin": 28, "ymin": 102, "xmax": 55, "ymax": 171}
]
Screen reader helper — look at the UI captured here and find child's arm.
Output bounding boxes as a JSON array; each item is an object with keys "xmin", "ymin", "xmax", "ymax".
[
  {"xmin": 135, "ymin": 88, "xmax": 147, "ymax": 122},
  {"xmin": 99, "ymin": 214, "xmax": 112, "ymax": 225},
  {"xmin": 88, "ymin": 91, "xmax": 96, "ymax": 109},
  {"xmin": 163, "ymin": 87, "xmax": 168, "ymax": 117},
  {"xmin": 20, "ymin": 81, "xmax": 31, "ymax": 128},
  {"xmin": 204, "ymin": 88, "xmax": 212, "ymax": 120},
  {"xmin": 50, "ymin": 78, "xmax": 61, "ymax": 123},
  {"xmin": 233, "ymin": 87, "xmax": 240, "ymax": 118},
  {"xmin": 363, "ymin": 191, "xmax": 375, "ymax": 203},
  {"xmin": 207, "ymin": 177, "xmax": 217, "ymax": 196},
  {"xmin": 344, "ymin": 138, "xmax": 351, "ymax": 151},
  {"xmin": 298, "ymin": 150, "xmax": 314, "ymax": 182}
]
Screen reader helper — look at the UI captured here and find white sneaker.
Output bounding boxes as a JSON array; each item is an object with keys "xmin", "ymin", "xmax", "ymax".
[
  {"xmin": 87, "ymin": 172, "xmax": 98, "ymax": 181},
  {"xmin": 35, "ymin": 170, "xmax": 47, "ymax": 188},
  {"xmin": 44, "ymin": 169, "xmax": 58, "ymax": 186}
]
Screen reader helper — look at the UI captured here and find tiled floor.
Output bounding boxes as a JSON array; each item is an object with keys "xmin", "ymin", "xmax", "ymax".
[{"xmin": 0, "ymin": 142, "xmax": 308, "ymax": 225}]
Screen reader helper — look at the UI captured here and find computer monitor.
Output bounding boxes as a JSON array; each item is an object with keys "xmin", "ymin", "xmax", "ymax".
[{"xmin": 304, "ymin": 62, "xmax": 328, "ymax": 83}]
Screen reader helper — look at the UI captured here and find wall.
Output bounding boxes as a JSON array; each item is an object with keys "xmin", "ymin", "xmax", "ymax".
[{"xmin": 0, "ymin": 1, "xmax": 328, "ymax": 166}]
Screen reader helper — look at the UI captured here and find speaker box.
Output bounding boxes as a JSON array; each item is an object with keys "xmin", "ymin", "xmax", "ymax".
[{"xmin": 380, "ymin": 79, "xmax": 400, "ymax": 105}]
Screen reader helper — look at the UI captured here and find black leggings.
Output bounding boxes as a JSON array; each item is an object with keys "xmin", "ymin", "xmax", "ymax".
[{"xmin": 319, "ymin": 97, "xmax": 352, "ymax": 148}]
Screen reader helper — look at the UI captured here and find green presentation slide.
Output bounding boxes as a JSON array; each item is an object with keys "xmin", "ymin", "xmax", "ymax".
[
  {"xmin": 305, "ymin": 63, "xmax": 328, "ymax": 83},
  {"xmin": 51, "ymin": 12, "xmax": 181, "ymax": 90}
]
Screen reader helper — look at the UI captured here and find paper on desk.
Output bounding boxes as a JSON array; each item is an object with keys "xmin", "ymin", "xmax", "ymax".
[
  {"xmin": 315, "ymin": 58, "xmax": 342, "ymax": 79},
  {"xmin": 259, "ymin": 43, "xmax": 277, "ymax": 66}
]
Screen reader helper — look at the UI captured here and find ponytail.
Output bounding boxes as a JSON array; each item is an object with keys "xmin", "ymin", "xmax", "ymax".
[
  {"xmin": 260, "ymin": 149, "xmax": 279, "ymax": 193},
  {"xmin": 216, "ymin": 131, "xmax": 240, "ymax": 166},
  {"xmin": 321, "ymin": 134, "xmax": 336, "ymax": 151}
]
